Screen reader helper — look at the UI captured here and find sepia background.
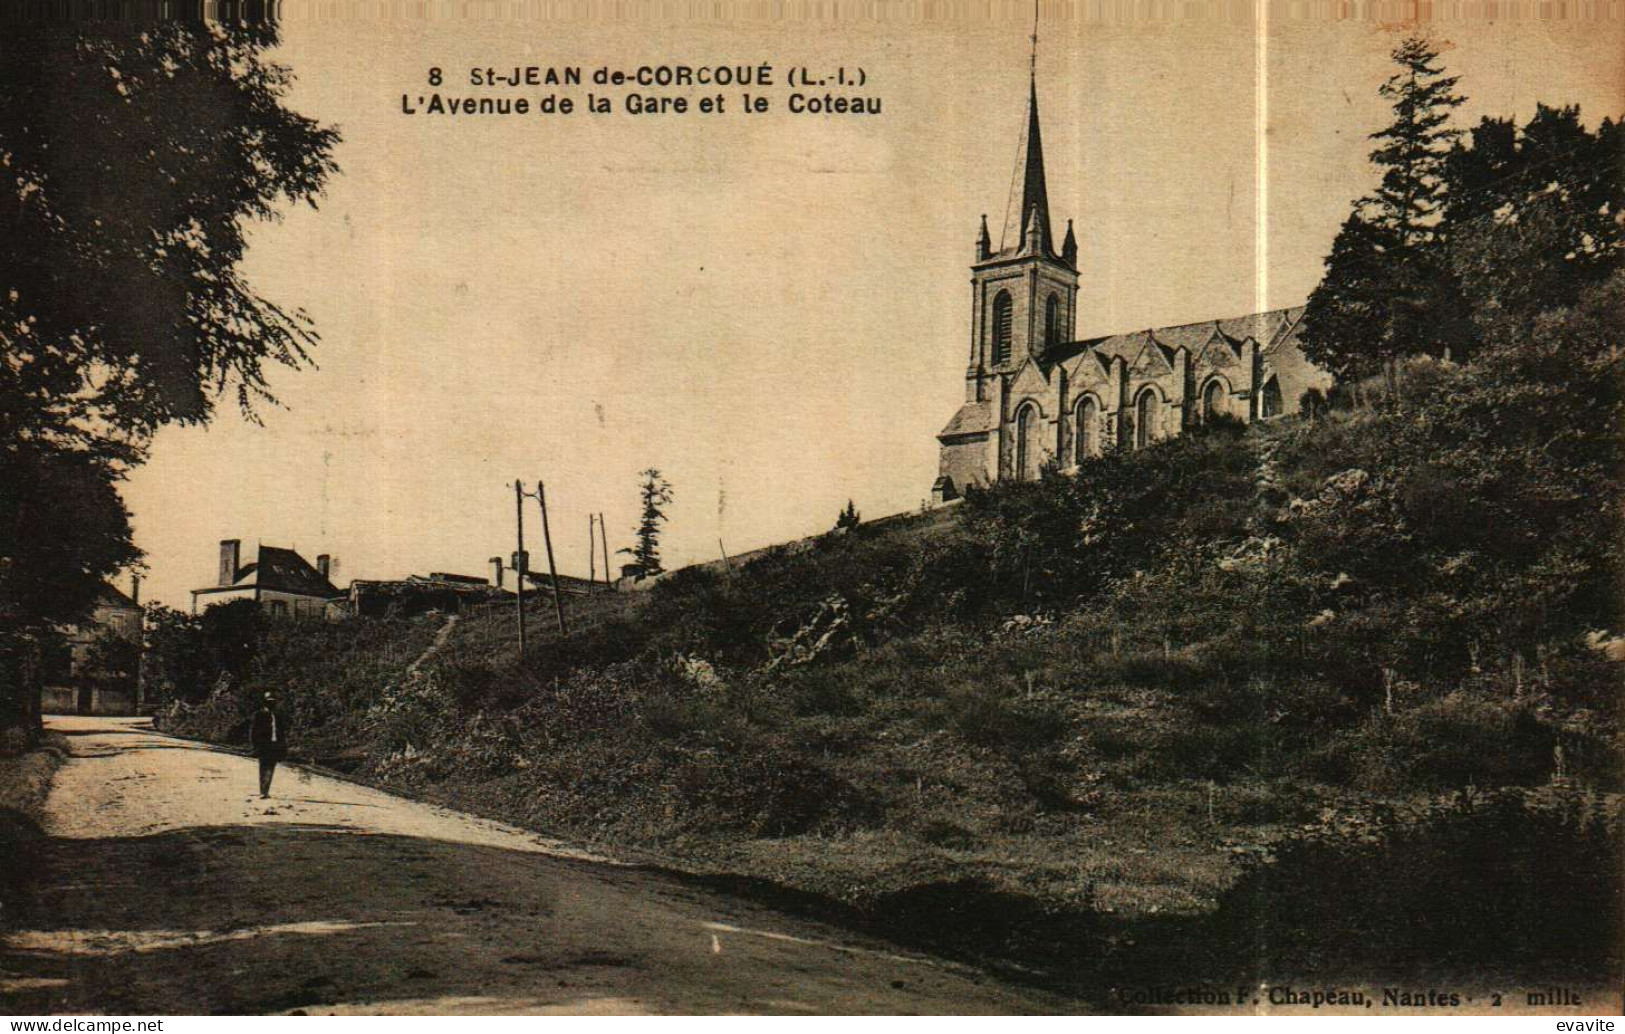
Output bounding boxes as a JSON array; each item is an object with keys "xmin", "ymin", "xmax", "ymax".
[{"xmin": 119, "ymin": 2, "xmax": 1623, "ymax": 606}]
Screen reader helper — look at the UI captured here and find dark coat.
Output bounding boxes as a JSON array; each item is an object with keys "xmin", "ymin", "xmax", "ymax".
[{"xmin": 249, "ymin": 707, "xmax": 289, "ymax": 758}]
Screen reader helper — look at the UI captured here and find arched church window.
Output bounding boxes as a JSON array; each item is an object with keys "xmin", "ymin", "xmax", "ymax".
[
  {"xmin": 1015, "ymin": 404, "xmax": 1041, "ymax": 481},
  {"xmin": 1135, "ymin": 388, "xmax": 1158, "ymax": 450},
  {"xmin": 1045, "ymin": 294, "xmax": 1061, "ymax": 349},
  {"xmin": 1261, "ymin": 376, "xmax": 1283, "ymax": 418},
  {"xmin": 992, "ymin": 291, "xmax": 1013, "ymax": 365},
  {"xmin": 1202, "ymin": 379, "xmax": 1227, "ymax": 422},
  {"xmin": 1075, "ymin": 395, "xmax": 1098, "ymax": 463}
]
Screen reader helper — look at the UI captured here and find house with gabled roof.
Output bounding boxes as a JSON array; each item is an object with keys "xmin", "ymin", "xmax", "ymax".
[
  {"xmin": 190, "ymin": 539, "xmax": 342, "ymax": 619},
  {"xmin": 933, "ymin": 65, "xmax": 1333, "ymax": 502}
]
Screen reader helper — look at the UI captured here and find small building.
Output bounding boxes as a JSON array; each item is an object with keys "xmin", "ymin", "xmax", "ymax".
[
  {"xmin": 191, "ymin": 539, "xmax": 341, "ymax": 618},
  {"xmin": 41, "ymin": 579, "xmax": 144, "ymax": 716},
  {"xmin": 341, "ymin": 558, "xmax": 609, "ymax": 619},
  {"xmin": 345, "ymin": 570, "xmax": 511, "ymax": 619}
]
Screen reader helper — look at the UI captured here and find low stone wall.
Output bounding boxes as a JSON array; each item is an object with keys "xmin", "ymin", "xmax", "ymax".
[{"xmin": 41, "ymin": 684, "xmax": 138, "ymax": 716}]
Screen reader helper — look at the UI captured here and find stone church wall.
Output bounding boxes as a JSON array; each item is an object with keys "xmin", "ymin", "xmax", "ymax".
[
  {"xmin": 938, "ymin": 433, "xmax": 993, "ymax": 498},
  {"xmin": 1264, "ymin": 330, "xmax": 1336, "ymax": 418}
]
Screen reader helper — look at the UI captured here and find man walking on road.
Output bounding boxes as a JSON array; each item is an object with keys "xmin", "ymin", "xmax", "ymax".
[{"xmin": 249, "ymin": 692, "xmax": 289, "ymax": 798}]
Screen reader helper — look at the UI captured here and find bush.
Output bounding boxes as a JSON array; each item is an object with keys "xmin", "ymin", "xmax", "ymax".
[{"xmin": 959, "ymin": 418, "xmax": 1258, "ymax": 608}]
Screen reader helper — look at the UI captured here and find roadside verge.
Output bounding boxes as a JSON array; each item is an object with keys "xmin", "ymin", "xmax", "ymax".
[{"xmin": 0, "ymin": 733, "xmax": 69, "ymax": 923}]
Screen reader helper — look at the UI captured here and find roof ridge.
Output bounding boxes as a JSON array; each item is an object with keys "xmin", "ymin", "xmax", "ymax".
[{"xmin": 1043, "ymin": 303, "xmax": 1307, "ymax": 358}]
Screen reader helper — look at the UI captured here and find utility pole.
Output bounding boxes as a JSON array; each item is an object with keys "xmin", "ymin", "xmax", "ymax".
[
  {"xmin": 513, "ymin": 479, "xmax": 527, "ymax": 660},
  {"xmin": 536, "ymin": 480, "xmax": 567, "ymax": 634},
  {"xmin": 598, "ymin": 512, "xmax": 611, "ymax": 590},
  {"xmin": 588, "ymin": 514, "xmax": 597, "ymax": 586}
]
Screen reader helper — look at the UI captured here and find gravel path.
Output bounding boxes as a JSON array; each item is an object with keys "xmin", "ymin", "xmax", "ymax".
[{"xmin": 0, "ymin": 716, "xmax": 1067, "ymax": 1015}]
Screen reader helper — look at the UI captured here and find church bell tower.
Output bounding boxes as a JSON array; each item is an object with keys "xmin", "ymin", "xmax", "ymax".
[
  {"xmin": 934, "ymin": 25, "xmax": 1081, "ymax": 505},
  {"xmin": 964, "ymin": 73, "xmax": 1079, "ymax": 406}
]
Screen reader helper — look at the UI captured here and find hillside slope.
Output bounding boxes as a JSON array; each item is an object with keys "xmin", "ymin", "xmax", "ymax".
[{"xmin": 159, "ymin": 331, "xmax": 1624, "ymax": 995}]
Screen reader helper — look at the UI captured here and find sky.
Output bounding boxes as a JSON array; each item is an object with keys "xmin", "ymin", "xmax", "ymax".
[{"xmin": 118, "ymin": 3, "xmax": 1624, "ymax": 608}]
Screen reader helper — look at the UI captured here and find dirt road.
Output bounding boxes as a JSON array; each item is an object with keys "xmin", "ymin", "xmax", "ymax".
[{"xmin": 1, "ymin": 717, "xmax": 1068, "ymax": 1015}]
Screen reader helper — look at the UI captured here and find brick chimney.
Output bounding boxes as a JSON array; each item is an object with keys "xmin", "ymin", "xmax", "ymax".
[
  {"xmin": 219, "ymin": 539, "xmax": 240, "ymax": 587},
  {"xmin": 317, "ymin": 554, "xmax": 331, "ymax": 580},
  {"xmin": 489, "ymin": 556, "xmax": 504, "ymax": 590},
  {"xmin": 130, "ymin": 574, "xmax": 141, "ymax": 606}
]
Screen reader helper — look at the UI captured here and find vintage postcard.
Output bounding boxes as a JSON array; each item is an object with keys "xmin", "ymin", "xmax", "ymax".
[{"xmin": 1, "ymin": 0, "xmax": 1621, "ymax": 1019}]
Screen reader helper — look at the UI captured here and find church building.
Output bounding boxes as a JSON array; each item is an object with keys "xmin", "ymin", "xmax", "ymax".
[{"xmin": 933, "ymin": 72, "xmax": 1332, "ymax": 503}]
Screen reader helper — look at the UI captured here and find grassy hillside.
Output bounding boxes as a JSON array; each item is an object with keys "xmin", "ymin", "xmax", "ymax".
[{"xmin": 158, "ymin": 308, "xmax": 1624, "ymax": 995}]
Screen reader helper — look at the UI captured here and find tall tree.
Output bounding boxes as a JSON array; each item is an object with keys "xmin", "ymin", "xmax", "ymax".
[
  {"xmin": 1368, "ymin": 35, "xmax": 1466, "ymax": 251},
  {"xmin": 1, "ymin": 18, "xmax": 339, "ymax": 447},
  {"xmin": 620, "ymin": 469, "xmax": 674, "ymax": 577},
  {"xmin": 0, "ymin": 12, "xmax": 339, "ymax": 733},
  {"xmin": 1300, "ymin": 34, "xmax": 1471, "ymax": 376}
]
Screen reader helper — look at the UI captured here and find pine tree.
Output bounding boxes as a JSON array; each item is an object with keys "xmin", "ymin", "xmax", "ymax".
[
  {"xmin": 1300, "ymin": 35, "xmax": 1471, "ymax": 379},
  {"xmin": 834, "ymin": 499, "xmax": 861, "ymax": 531},
  {"xmin": 1368, "ymin": 35, "xmax": 1466, "ymax": 250},
  {"xmin": 620, "ymin": 469, "xmax": 673, "ymax": 576}
]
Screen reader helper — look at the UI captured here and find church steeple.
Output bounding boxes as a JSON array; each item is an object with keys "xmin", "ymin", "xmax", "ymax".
[
  {"xmin": 1019, "ymin": 73, "xmax": 1054, "ymax": 257},
  {"xmin": 963, "ymin": 11, "xmax": 1078, "ymax": 385}
]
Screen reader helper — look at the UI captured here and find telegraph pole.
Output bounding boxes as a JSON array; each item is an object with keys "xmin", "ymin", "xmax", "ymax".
[
  {"xmin": 536, "ymin": 481, "xmax": 567, "ymax": 634},
  {"xmin": 598, "ymin": 512, "xmax": 611, "ymax": 589},
  {"xmin": 513, "ymin": 479, "xmax": 527, "ymax": 659},
  {"xmin": 588, "ymin": 514, "xmax": 597, "ymax": 586}
]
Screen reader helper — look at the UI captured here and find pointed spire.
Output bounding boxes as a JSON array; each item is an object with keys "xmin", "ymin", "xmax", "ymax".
[
  {"xmin": 976, "ymin": 214, "xmax": 991, "ymax": 261},
  {"xmin": 1019, "ymin": 73, "xmax": 1054, "ymax": 256},
  {"xmin": 1062, "ymin": 218, "xmax": 1078, "ymax": 267}
]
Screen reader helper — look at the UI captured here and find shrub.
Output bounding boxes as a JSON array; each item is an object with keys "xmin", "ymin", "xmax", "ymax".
[{"xmin": 959, "ymin": 418, "xmax": 1258, "ymax": 609}]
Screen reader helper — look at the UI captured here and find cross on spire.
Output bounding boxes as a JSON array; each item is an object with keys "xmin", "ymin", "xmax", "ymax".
[
  {"xmin": 996, "ymin": 0, "xmax": 1055, "ymax": 258},
  {"xmin": 1030, "ymin": 0, "xmax": 1039, "ymax": 78}
]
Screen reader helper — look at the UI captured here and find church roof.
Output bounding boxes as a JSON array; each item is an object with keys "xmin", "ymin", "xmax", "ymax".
[
  {"xmin": 1045, "ymin": 305, "xmax": 1305, "ymax": 367},
  {"xmin": 938, "ymin": 401, "xmax": 996, "ymax": 439}
]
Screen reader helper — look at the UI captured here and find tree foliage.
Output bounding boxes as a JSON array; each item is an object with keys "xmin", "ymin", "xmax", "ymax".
[
  {"xmin": 1445, "ymin": 105, "xmax": 1625, "ymax": 327},
  {"xmin": 0, "ymin": 16, "xmax": 339, "ymax": 733},
  {"xmin": 142, "ymin": 599, "xmax": 265, "ymax": 708},
  {"xmin": 834, "ymin": 499, "xmax": 862, "ymax": 532},
  {"xmin": 0, "ymin": 20, "xmax": 340, "ymax": 447},
  {"xmin": 1368, "ymin": 35, "xmax": 1466, "ymax": 249},
  {"xmin": 1301, "ymin": 35, "xmax": 1473, "ymax": 376},
  {"xmin": 620, "ymin": 468, "xmax": 674, "ymax": 576},
  {"xmin": 1303, "ymin": 37, "xmax": 1623, "ymax": 377}
]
